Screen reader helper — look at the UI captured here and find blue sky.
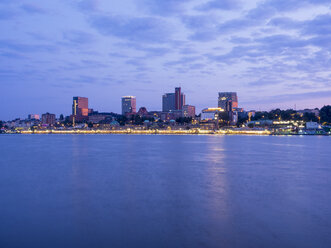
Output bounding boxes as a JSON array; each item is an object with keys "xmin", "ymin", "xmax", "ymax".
[{"xmin": 0, "ymin": 0, "xmax": 330, "ymax": 120}]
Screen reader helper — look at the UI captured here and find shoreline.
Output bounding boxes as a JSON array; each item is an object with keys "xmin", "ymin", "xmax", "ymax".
[{"xmin": 1, "ymin": 129, "xmax": 329, "ymax": 136}]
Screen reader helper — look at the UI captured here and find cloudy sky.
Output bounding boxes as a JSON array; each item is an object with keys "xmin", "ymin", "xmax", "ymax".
[{"xmin": 1, "ymin": 0, "xmax": 331, "ymax": 120}]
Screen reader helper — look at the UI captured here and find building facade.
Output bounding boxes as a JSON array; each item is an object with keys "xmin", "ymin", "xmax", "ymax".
[
  {"xmin": 122, "ymin": 96, "xmax": 136, "ymax": 115},
  {"xmin": 41, "ymin": 113, "xmax": 56, "ymax": 126},
  {"xmin": 72, "ymin": 96, "xmax": 89, "ymax": 122},
  {"xmin": 182, "ymin": 105, "xmax": 196, "ymax": 118},
  {"xmin": 162, "ymin": 87, "xmax": 185, "ymax": 112},
  {"xmin": 162, "ymin": 93, "xmax": 175, "ymax": 112},
  {"xmin": 28, "ymin": 114, "xmax": 40, "ymax": 120},
  {"xmin": 137, "ymin": 107, "xmax": 149, "ymax": 117},
  {"xmin": 218, "ymin": 92, "xmax": 238, "ymax": 111},
  {"xmin": 201, "ymin": 108, "xmax": 225, "ymax": 121}
]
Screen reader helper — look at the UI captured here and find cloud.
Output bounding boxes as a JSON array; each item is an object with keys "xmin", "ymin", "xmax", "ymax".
[
  {"xmin": 138, "ymin": 0, "xmax": 193, "ymax": 16},
  {"xmin": 89, "ymin": 14, "xmax": 172, "ymax": 43},
  {"xmin": 76, "ymin": 0, "xmax": 99, "ymax": 13},
  {"xmin": 207, "ymin": 45, "xmax": 261, "ymax": 64},
  {"xmin": 109, "ymin": 52, "xmax": 129, "ymax": 59},
  {"xmin": 0, "ymin": 40, "xmax": 57, "ymax": 53},
  {"xmin": 20, "ymin": 4, "xmax": 46, "ymax": 14},
  {"xmin": 247, "ymin": 78, "xmax": 282, "ymax": 87},
  {"xmin": 229, "ymin": 36, "xmax": 252, "ymax": 44},
  {"xmin": 217, "ymin": 0, "xmax": 331, "ymax": 35},
  {"xmin": 62, "ymin": 30, "xmax": 95, "ymax": 45},
  {"xmin": 181, "ymin": 14, "xmax": 219, "ymax": 41},
  {"xmin": 268, "ymin": 17, "xmax": 300, "ymax": 29},
  {"xmin": 0, "ymin": 6, "xmax": 15, "ymax": 20},
  {"xmin": 164, "ymin": 56, "xmax": 202, "ymax": 67},
  {"xmin": 265, "ymin": 90, "xmax": 331, "ymax": 103},
  {"xmin": 189, "ymin": 31, "xmax": 219, "ymax": 42},
  {"xmin": 218, "ymin": 18, "xmax": 259, "ymax": 33},
  {"xmin": 301, "ymin": 14, "xmax": 331, "ymax": 36},
  {"xmin": 0, "ymin": 51, "xmax": 25, "ymax": 59},
  {"xmin": 115, "ymin": 42, "xmax": 172, "ymax": 57},
  {"xmin": 195, "ymin": 0, "xmax": 241, "ymax": 11}
]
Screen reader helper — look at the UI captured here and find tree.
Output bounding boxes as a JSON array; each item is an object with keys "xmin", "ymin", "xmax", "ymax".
[
  {"xmin": 280, "ymin": 109, "xmax": 296, "ymax": 120},
  {"xmin": 320, "ymin": 105, "xmax": 331, "ymax": 124},
  {"xmin": 237, "ymin": 116, "xmax": 248, "ymax": 127},
  {"xmin": 0, "ymin": 121, "xmax": 3, "ymax": 129},
  {"xmin": 251, "ymin": 111, "xmax": 268, "ymax": 121},
  {"xmin": 134, "ymin": 115, "xmax": 143, "ymax": 125},
  {"xmin": 116, "ymin": 115, "xmax": 128, "ymax": 126},
  {"xmin": 303, "ymin": 112, "xmax": 318, "ymax": 122},
  {"xmin": 176, "ymin": 117, "xmax": 192, "ymax": 124}
]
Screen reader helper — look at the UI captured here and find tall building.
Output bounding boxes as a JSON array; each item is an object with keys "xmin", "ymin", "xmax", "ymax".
[
  {"xmin": 218, "ymin": 92, "xmax": 238, "ymax": 111},
  {"xmin": 182, "ymin": 105, "xmax": 196, "ymax": 118},
  {"xmin": 72, "ymin": 97, "xmax": 88, "ymax": 116},
  {"xmin": 71, "ymin": 96, "xmax": 89, "ymax": 122},
  {"xmin": 162, "ymin": 87, "xmax": 185, "ymax": 112},
  {"xmin": 162, "ymin": 93, "xmax": 175, "ymax": 112},
  {"xmin": 122, "ymin": 96, "xmax": 136, "ymax": 115},
  {"xmin": 175, "ymin": 87, "xmax": 181, "ymax": 110},
  {"xmin": 41, "ymin": 113, "xmax": 56, "ymax": 126}
]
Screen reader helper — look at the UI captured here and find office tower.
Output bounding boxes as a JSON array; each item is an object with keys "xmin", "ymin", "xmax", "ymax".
[
  {"xmin": 41, "ymin": 113, "xmax": 56, "ymax": 126},
  {"xmin": 175, "ymin": 87, "xmax": 181, "ymax": 110},
  {"xmin": 162, "ymin": 93, "xmax": 175, "ymax": 112},
  {"xmin": 122, "ymin": 96, "xmax": 136, "ymax": 115},
  {"xmin": 218, "ymin": 92, "xmax": 238, "ymax": 111},
  {"xmin": 162, "ymin": 87, "xmax": 185, "ymax": 112},
  {"xmin": 72, "ymin": 97, "xmax": 89, "ymax": 117},
  {"xmin": 182, "ymin": 105, "xmax": 196, "ymax": 118}
]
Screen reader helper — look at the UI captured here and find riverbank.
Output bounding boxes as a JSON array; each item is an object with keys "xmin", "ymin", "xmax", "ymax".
[
  {"xmin": 2, "ymin": 127, "xmax": 330, "ymax": 135},
  {"xmin": 4, "ymin": 129, "xmax": 271, "ymax": 135}
]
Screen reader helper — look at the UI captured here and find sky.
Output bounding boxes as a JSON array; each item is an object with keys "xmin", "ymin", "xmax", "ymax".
[{"xmin": 0, "ymin": 0, "xmax": 331, "ymax": 120}]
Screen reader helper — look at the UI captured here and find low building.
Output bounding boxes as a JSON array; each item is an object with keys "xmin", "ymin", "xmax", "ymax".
[
  {"xmin": 201, "ymin": 108, "xmax": 225, "ymax": 121},
  {"xmin": 28, "ymin": 114, "xmax": 40, "ymax": 120},
  {"xmin": 298, "ymin": 109, "xmax": 319, "ymax": 117},
  {"xmin": 160, "ymin": 110, "xmax": 182, "ymax": 121},
  {"xmin": 306, "ymin": 121, "xmax": 321, "ymax": 129},
  {"xmin": 89, "ymin": 115, "xmax": 107, "ymax": 124},
  {"xmin": 137, "ymin": 107, "xmax": 149, "ymax": 117}
]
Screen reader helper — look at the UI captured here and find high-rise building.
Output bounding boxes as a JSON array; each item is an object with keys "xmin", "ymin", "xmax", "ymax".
[
  {"xmin": 218, "ymin": 92, "xmax": 238, "ymax": 111},
  {"xmin": 122, "ymin": 96, "xmax": 136, "ymax": 115},
  {"xmin": 175, "ymin": 87, "xmax": 181, "ymax": 110},
  {"xmin": 182, "ymin": 105, "xmax": 196, "ymax": 118},
  {"xmin": 162, "ymin": 93, "xmax": 175, "ymax": 112},
  {"xmin": 72, "ymin": 96, "xmax": 89, "ymax": 122},
  {"xmin": 72, "ymin": 97, "xmax": 88, "ymax": 116},
  {"xmin": 162, "ymin": 87, "xmax": 185, "ymax": 112},
  {"xmin": 41, "ymin": 113, "xmax": 56, "ymax": 126}
]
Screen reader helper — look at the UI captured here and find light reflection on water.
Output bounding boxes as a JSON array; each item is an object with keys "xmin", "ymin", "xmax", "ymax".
[{"xmin": 0, "ymin": 134, "xmax": 330, "ymax": 248}]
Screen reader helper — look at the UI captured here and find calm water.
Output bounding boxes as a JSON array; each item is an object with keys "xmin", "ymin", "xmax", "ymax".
[{"xmin": 0, "ymin": 135, "xmax": 330, "ymax": 248}]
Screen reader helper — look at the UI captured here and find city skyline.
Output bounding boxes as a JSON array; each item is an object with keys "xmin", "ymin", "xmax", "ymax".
[
  {"xmin": 0, "ymin": 89, "xmax": 329, "ymax": 121},
  {"xmin": 1, "ymin": 0, "xmax": 331, "ymax": 120}
]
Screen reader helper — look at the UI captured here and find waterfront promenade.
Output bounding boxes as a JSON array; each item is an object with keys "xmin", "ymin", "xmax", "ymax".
[{"xmin": 17, "ymin": 129, "xmax": 271, "ymax": 135}]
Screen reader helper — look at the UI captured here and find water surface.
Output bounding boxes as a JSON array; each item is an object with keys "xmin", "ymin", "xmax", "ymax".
[{"xmin": 0, "ymin": 135, "xmax": 330, "ymax": 248}]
